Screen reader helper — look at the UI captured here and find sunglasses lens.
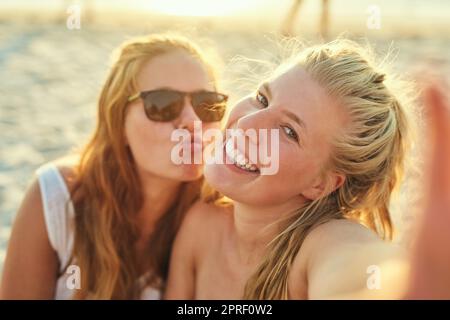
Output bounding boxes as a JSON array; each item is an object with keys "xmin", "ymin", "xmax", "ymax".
[
  {"xmin": 143, "ymin": 90, "xmax": 183, "ymax": 121},
  {"xmin": 192, "ymin": 92, "xmax": 227, "ymax": 122}
]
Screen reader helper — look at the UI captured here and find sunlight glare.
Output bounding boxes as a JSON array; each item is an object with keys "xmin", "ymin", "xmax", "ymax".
[{"xmin": 144, "ymin": 0, "xmax": 261, "ymax": 17}]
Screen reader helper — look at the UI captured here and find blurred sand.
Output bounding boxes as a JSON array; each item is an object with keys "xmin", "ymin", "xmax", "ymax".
[{"xmin": 1, "ymin": 15, "xmax": 450, "ymax": 273}]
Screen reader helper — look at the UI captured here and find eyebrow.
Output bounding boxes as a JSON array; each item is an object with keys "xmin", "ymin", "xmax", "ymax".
[
  {"xmin": 282, "ymin": 109, "xmax": 307, "ymax": 133},
  {"xmin": 262, "ymin": 82, "xmax": 272, "ymax": 100}
]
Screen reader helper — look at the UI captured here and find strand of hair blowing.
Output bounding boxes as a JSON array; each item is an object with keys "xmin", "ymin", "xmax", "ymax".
[{"xmin": 243, "ymin": 40, "xmax": 412, "ymax": 299}]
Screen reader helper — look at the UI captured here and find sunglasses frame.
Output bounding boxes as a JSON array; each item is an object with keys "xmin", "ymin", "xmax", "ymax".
[{"xmin": 128, "ymin": 89, "xmax": 228, "ymax": 122}]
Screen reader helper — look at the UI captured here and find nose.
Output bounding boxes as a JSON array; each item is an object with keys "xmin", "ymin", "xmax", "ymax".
[
  {"xmin": 235, "ymin": 107, "xmax": 274, "ymax": 141},
  {"xmin": 233, "ymin": 106, "xmax": 280, "ymax": 169},
  {"xmin": 175, "ymin": 96, "xmax": 201, "ymax": 132},
  {"xmin": 231, "ymin": 108, "xmax": 276, "ymax": 165}
]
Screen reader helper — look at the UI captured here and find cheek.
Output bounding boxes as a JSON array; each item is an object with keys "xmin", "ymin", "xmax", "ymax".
[
  {"xmin": 271, "ymin": 146, "xmax": 320, "ymax": 196},
  {"xmin": 247, "ymin": 166, "xmax": 312, "ymax": 206},
  {"xmin": 126, "ymin": 108, "xmax": 165, "ymax": 146},
  {"xmin": 199, "ymin": 121, "xmax": 222, "ymax": 149},
  {"xmin": 124, "ymin": 105, "xmax": 174, "ymax": 168}
]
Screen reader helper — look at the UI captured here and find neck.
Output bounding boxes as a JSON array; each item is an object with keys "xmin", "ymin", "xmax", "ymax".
[
  {"xmin": 135, "ymin": 168, "xmax": 182, "ymax": 240},
  {"xmin": 231, "ymin": 197, "xmax": 305, "ymax": 264}
]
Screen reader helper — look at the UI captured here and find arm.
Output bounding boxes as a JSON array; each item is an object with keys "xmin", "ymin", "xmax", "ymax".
[
  {"xmin": 300, "ymin": 220, "xmax": 408, "ymax": 299},
  {"xmin": 405, "ymin": 82, "xmax": 450, "ymax": 299},
  {"xmin": 300, "ymin": 82, "xmax": 450, "ymax": 300},
  {"xmin": 0, "ymin": 178, "xmax": 58, "ymax": 299}
]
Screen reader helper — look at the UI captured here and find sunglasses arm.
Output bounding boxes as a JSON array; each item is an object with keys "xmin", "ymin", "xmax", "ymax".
[{"xmin": 128, "ymin": 93, "xmax": 140, "ymax": 102}]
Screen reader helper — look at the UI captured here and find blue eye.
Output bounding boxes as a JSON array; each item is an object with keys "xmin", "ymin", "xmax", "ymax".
[
  {"xmin": 256, "ymin": 91, "xmax": 269, "ymax": 107},
  {"xmin": 282, "ymin": 125, "xmax": 299, "ymax": 142}
]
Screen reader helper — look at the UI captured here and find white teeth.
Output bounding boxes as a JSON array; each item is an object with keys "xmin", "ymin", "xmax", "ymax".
[
  {"xmin": 234, "ymin": 151, "xmax": 258, "ymax": 172},
  {"xmin": 225, "ymin": 139, "xmax": 236, "ymax": 159},
  {"xmin": 224, "ymin": 139, "xmax": 259, "ymax": 173},
  {"xmin": 236, "ymin": 154, "xmax": 246, "ymax": 165}
]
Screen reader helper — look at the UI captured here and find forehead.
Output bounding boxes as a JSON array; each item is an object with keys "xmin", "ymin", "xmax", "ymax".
[
  {"xmin": 268, "ymin": 65, "xmax": 347, "ymax": 141},
  {"xmin": 269, "ymin": 65, "xmax": 329, "ymax": 113},
  {"xmin": 137, "ymin": 50, "xmax": 214, "ymax": 92}
]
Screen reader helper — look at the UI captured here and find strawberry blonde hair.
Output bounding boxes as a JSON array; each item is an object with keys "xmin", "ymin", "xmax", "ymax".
[{"xmin": 69, "ymin": 34, "xmax": 220, "ymax": 299}]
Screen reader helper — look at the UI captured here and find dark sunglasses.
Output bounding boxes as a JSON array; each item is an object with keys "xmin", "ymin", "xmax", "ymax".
[{"xmin": 128, "ymin": 89, "xmax": 228, "ymax": 122}]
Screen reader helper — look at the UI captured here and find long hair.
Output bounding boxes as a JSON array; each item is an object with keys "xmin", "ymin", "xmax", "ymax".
[
  {"xmin": 243, "ymin": 39, "xmax": 415, "ymax": 299},
  {"xmin": 69, "ymin": 34, "xmax": 219, "ymax": 299}
]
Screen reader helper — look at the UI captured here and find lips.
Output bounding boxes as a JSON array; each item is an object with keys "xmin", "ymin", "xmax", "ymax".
[{"xmin": 178, "ymin": 136, "xmax": 204, "ymax": 163}]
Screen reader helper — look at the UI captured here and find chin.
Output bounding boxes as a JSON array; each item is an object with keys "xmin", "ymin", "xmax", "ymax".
[
  {"xmin": 203, "ymin": 162, "xmax": 248, "ymax": 201},
  {"xmin": 204, "ymin": 163, "xmax": 291, "ymax": 206},
  {"xmin": 204, "ymin": 162, "xmax": 230, "ymax": 192},
  {"xmin": 176, "ymin": 163, "xmax": 204, "ymax": 182}
]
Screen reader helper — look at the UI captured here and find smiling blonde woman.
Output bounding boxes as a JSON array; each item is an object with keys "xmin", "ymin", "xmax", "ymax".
[{"xmin": 166, "ymin": 39, "xmax": 415, "ymax": 299}]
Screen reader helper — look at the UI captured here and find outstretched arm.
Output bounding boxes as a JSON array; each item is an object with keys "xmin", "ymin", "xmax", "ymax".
[
  {"xmin": 297, "ymin": 81, "xmax": 450, "ymax": 300},
  {"xmin": 298, "ymin": 220, "xmax": 407, "ymax": 300},
  {"xmin": 405, "ymin": 82, "xmax": 450, "ymax": 299}
]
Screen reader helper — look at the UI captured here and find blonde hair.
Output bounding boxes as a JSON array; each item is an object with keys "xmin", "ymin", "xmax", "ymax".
[
  {"xmin": 70, "ymin": 34, "xmax": 220, "ymax": 299},
  {"xmin": 243, "ymin": 39, "xmax": 414, "ymax": 299}
]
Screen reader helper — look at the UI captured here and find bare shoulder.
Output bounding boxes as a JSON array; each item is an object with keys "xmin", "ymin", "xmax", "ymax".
[
  {"xmin": 289, "ymin": 219, "xmax": 406, "ymax": 299},
  {"xmin": 165, "ymin": 200, "xmax": 233, "ymax": 299},
  {"xmin": 22, "ymin": 155, "xmax": 78, "ymax": 217},
  {"xmin": 165, "ymin": 201, "xmax": 229, "ymax": 299},
  {"xmin": 52, "ymin": 155, "xmax": 79, "ymax": 191},
  {"xmin": 290, "ymin": 219, "xmax": 402, "ymax": 285},
  {"xmin": 179, "ymin": 200, "xmax": 232, "ymax": 260},
  {"xmin": 302, "ymin": 218, "xmax": 403, "ymax": 262},
  {"xmin": 306, "ymin": 219, "xmax": 384, "ymax": 247},
  {"xmin": 17, "ymin": 176, "xmax": 45, "ymax": 219},
  {"xmin": 0, "ymin": 172, "xmax": 58, "ymax": 298},
  {"xmin": 181, "ymin": 200, "xmax": 233, "ymax": 241}
]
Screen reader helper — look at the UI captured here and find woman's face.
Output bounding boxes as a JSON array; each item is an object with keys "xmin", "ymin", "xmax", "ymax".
[
  {"xmin": 124, "ymin": 50, "xmax": 220, "ymax": 182},
  {"xmin": 204, "ymin": 65, "xmax": 347, "ymax": 207}
]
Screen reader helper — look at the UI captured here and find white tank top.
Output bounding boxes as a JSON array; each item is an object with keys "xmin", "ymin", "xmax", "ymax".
[{"xmin": 36, "ymin": 162, "xmax": 161, "ymax": 300}]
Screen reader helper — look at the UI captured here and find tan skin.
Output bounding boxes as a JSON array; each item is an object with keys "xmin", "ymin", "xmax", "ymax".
[
  {"xmin": 165, "ymin": 65, "xmax": 408, "ymax": 299},
  {"xmin": 0, "ymin": 50, "xmax": 221, "ymax": 299},
  {"xmin": 405, "ymin": 82, "xmax": 450, "ymax": 299}
]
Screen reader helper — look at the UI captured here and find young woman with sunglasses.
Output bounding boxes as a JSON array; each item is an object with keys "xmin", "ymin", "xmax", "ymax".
[
  {"xmin": 165, "ymin": 39, "xmax": 422, "ymax": 299},
  {"xmin": 0, "ymin": 34, "xmax": 227, "ymax": 299}
]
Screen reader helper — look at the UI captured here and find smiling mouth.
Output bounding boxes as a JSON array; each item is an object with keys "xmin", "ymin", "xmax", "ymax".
[{"xmin": 224, "ymin": 139, "xmax": 260, "ymax": 174}]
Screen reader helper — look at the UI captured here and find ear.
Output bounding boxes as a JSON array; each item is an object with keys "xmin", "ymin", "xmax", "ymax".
[{"xmin": 301, "ymin": 171, "xmax": 346, "ymax": 200}]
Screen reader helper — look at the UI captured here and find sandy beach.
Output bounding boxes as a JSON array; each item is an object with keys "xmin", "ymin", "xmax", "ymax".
[{"xmin": 1, "ymin": 6, "xmax": 450, "ymax": 273}]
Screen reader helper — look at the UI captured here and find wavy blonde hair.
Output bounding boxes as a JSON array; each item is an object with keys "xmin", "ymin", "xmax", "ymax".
[
  {"xmin": 69, "ymin": 34, "xmax": 220, "ymax": 299},
  {"xmin": 243, "ymin": 39, "xmax": 415, "ymax": 299}
]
